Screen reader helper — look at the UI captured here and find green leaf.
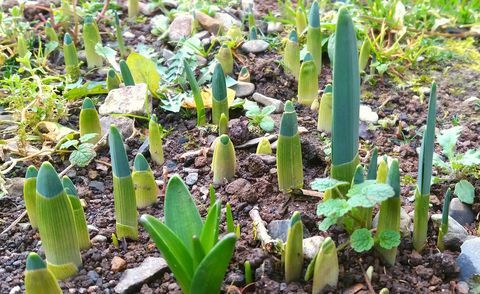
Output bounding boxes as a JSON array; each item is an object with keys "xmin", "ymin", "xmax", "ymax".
[
  {"xmin": 243, "ymin": 99, "xmax": 260, "ymax": 112},
  {"xmin": 347, "ymin": 180, "xmax": 395, "ymax": 208},
  {"xmin": 60, "ymin": 139, "xmax": 79, "ymax": 150},
  {"xmin": 432, "ymin": 153, "xmax": 450, "ymax": 170},
  {"xmin": 454, "ymin": 180, "xmax": 475, "ymax": 204},
  {"xmin": 63, "ymin": 81, "xmax": 108, "ymax": 100},
  {"xmin": 318, "ymin": 216, "xmax": 337, "ymax": 231},
  {"xmin": 378, "ymin": 230, "xmax": 401, "ymax": 250},
  {"xmin": 262, "ymin": 105, "xmax": 276, "ymax": 115},
  {"xmin": 316, "ymin": 199, "xmax": 351, "ymax": 218},
  {"xmin": 199, "ymin": 200, "xmax": 221, "ymax": 252},
  {"xmin": 437, "ymin": 126, "xmax": 462, "ymax": 160},
  {"xmin": 311, "ymin": 178, "xmax": 349, "ymax": 192},
  {"xmin": 458, "ymin": 148, "xmax": 480, "ymax": 166},
  {"xmin": 79, "ymin": 133, "xmax": 98, "ymax": 143},
  {"xmin": 69, "ymin": 143, "xmax": 96, "ymax": 167},
  {"xmin": 126, "ymin": 52, "xmax": 161, "ymax": 97},
  {"xmin": 95, "ymin": 43, "xmax": 119, "ymax": 70},
  {"xmin": 259, "ymin": 116, "xmax": 275, "ymax": 132},
  {"xmin": 191, "ymin": 233, "xmax": 237, "ymax": 294},
  {"xmin": 350, "ymin": 228, "xmax": 374, "ymax": 252}
]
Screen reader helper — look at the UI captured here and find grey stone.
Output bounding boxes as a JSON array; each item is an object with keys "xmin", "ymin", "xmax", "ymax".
[
  {"xmin": 87, "ymin": 225, "xmax": 99, "ymax": 232},
  {"xmin": 89, "ymin": 181, "xmax": 105, "ymax": 193},
  {"xmin": 165, "ymin": 160, "xmax": 176, "ymax": 172},
  {"xmin": 241, "ymin": 40, "xmax": 269, "ymax": 54},
  {"xmin": 114, "ymin": 257, "xmax": 168, "ymax": 294},
  {"xmin": 252, "ymin": 92, "xmax": 284, "ymax": 113},
  {"xmin": 431, "ymin": 214, "xmax": 469, "ymax": 249},
  {"xmin": 234, "ymin": 81, "xmax": 255, "ymax": 97},
  {"xmin": 267, "ymin": 22, "xmax": 283, "ymax": 33},
  {"xmin": 185, "ymin": 173, "xmax": 198, "ymax": 185},
  {"xmin": 100, "ymin": 116, "xmax": 135, "ymax": 139},
  {"xmin": 91, "ymin": 234, "xmax": 107, "ymax": 244},
  {"xmin": 168, "ymin": 14, "xmax": 194, "ymax": 42},
  {"xmin": 9, "ymin": 286, "xmax": 20, "ymax": 294},
  {"xmin": 251, "ymin": 154, "xmax": 276, "ymax": 165},
  {"xmin": 214, "ymin": 12, "xmax": 241, "ymax": 30},
  {"xmin": 373, "ymin": 207, "xmax": 412, "ymax": 237},
  {"xmin": 99, "ymin": 84, "xmax": 150, "ymax": 116},
  {"xmin": 457, "ymin": 237, "xmax": 480, "ymax": 281},
  {"xmin": 449, "ymin": 198, "xmax": 475, "ymax": 226},
  {"xmin": 359, "ymin": 104, "xmax": 379, "ymax": 123},
  {"xmin": 267, "ymin": 219, "xmax": 310, "ymax": 243},
  {"xmin": 87, "ymin": 270, "xmax": 100, "ymax": 282}
]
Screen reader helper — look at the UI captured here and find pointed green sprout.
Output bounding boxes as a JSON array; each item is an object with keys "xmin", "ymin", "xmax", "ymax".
[
  {"xmin": 306, "ymin": 1, "xmax": 322, "ymax": 75},
  {"xmin": 119, "ymin": 60, "xmax": 135, "ymax": 86},
  {"xmin": 344, "ymin": 165, "xmax": 367, "ymax": 231},
  {"xmin": 184, "ymin": 60, "xmax": 206, "ymax": 126},
  {"xmin": 36, "ymin": 162, "xmax": 82, "ymax": 279},
  {"xmin": 285, "ymin": 211, "xmax": 303, "ymax": 283},
  {"xmin": 437, "ymin": 188, "xmax": 453, "ymax": 252},
  {"xmin": 109, "ymin": 126, "xmax": 138, "ymax": 240},
  {"xmin": 62, "ymin": 176, "xmax": 91, "ymax": 250},
  {"xmin": 256, "ymin": 137, "xmax": 272, "ymax": 155},
  {"xmin": 312, "ymin": 237, "xmax": 338, "ymax": 293},
  {"xmin": 140, "ymin": 175, "xmax": 237, "ymax": 294},
  {"xmin": 17, "ymin": 34, "xmax": 29, "ymax": 58},
  {"xmin": 284, "ymin": 30, "xmax": 300, "ymax": 80},
  {"xmin": 328, "ymin": 8, "xmax": 360, "ymax": 199},
  {"xmin": 132, "ymin": 154, "xmax": 158, "ymax": 208},
  {"xmin": 212, "ymin": 63, "xmax": 229, "ymax": 125},
  {"xmin": 413, "ymin": 82, "xmax": 437, "ymax": 252},
  {"xmin": 277, "ymin": 101, "xmax": 303, "ymax": 192},
  {"xmin": 149, "ymin": 115, "xmax": 164, "ymax": 166},
  {"xmin": 244, "ymin": 260, "xmax": 253, "ymax": 284},
  {"xmin": 128, "ymin": 0, "xmax": 139, "ymax": 19},
  {"xmin": 107, "ymin": 69, "xmax": 121, "ymax": 91},
  {"xmin": 212, "ymin": 135, "xmax": 236, "ymax": 185},
  {"xmin": 298, "ymin": 52, "xmax": 318, "ymax": 106},
  {"xmin": 317, "ymin": 84, "xmax": 332, "ymax": 132},
  {"xmin": 45, "ymin": 23, "xmax": 59, "ymax": 44},
  {"xmin": 115, "ymin": 12, "xmax": 127, "ymax": 57},
  {"xmin": 216, "ymin": 44, "xmax": 233, "ymax": 75},
  {"xmin": 359, "ymin": 37, "xmax": 371, "ymax": 73},
  {"xmin": 25, "ymin": 253, "xmax": 62, "ymax": 294},
  {"xmin": 238, "ymin": 66, "xmax": 250, "ymax": 82},
  {"xmin": 24, "ymin": 166, "xmax": 38, "ymax": 229},
  {"xmin": 376, "ymin": 159, "xmax": 401, "ymax": 265},
  {"xmin": 218, "ymin": 113, "xmax": 228, "ymax": 135},
  {"xmin": 249, "ymin": 26, "xmax": 258, "ymax": 40},
  {"xmin": 83, "ymin": 15, "xmax": 103, "ymax": 68},
  {"xmin": 367, "ymin": 148, "xmax": 379, "ymax": 180},
  {"xmin": 225, "ymin": 202, "xmax": 235, "ymax": 233},
  {"xmin": 296, "ymin": 7, "xmax": 307, "ymax": 35},
  {"xmin": 63, "ymin": 33, "xmax": 80, "ymax": 81},
  {"xmin": 79, "ymin": 98, "xmax": 102, "ymax": 144}
]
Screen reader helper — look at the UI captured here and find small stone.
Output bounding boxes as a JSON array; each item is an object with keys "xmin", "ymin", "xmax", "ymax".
[
  {"xmin": 168, "ymin": 14, "xmax": 194, "ymax": 42},
  {"xmin": 194, "ymin": 156, "xmax": 207, "ymax": 168},
  {"xmin": 431, "ymin": 214, "xmax": 468, "ymax": 249},
  {"xmin": 457, "ymin": 237, "xmax": 480, "ymax": 281},
  {"xmin": 122, "ymin": 31, "xmax": 135, "ymax": 39},
  {"xmin": 196, "ymin": 55, "xmax": 208, "ymax": 67},
  {"xmin": 457, "ymin": 281, "xmax": 470, "ymax": 294},
  {"xmin": 87, "ymin": 270, "xmax": 100, "ymax": 282},
  {"xmin": 449, "ymin": 198, "xmax": 475, "ymax": 226},
  {"xmin": 162, "ymin": 49, "xmax": 174, "ymax": 61},
  {"xmin": 9, "ymin": 286, "xmax": 20, "ymax": 294},
  {"xmin": 91, "ymin": 234, "xmax": 107, "ymax": 244},
  {"xmin": 195, "ymin": 11, "xmax": 222, "ymax": 35},
  {"xmin": 303, "ymin": 236, "xmax": 324, "ymax": 259},
  {"xmin": 252, "ymin": 92, "xmax": 284, "ymax": 113},
  {"xmin": 185, "ymin": 173, "xmax": 198, "ymax": 185},
  {"xmin": 267, "ymin": 22, "xmax": 283, "ymax": 33},
  {"xmin": 225, "ymin": 271, "xmax": 245, "ymax": 286},
  {"xmin": 87, "ymin": 286, "xmax": 99, "ymax": 293},
  {"xmin": 234, "ymin": 82, "xmax": 255, "ymax": 98},
  {"xmin": 114, "ymin": 257, "xmax": 168, "ymax": 293},
  {"xmin": 359, "ymin": 104, "xmax": 379, "ymax": 123},
  {"xmin": 252, "ymin": 154, "xmax": 276, "ymax": 165},
  {"xmin": 89, "ymin": 181, "xmax": 105, "ymax": 193},
  {"xmin": 373, "ymin": 207, "xmax": 412, "ymax": 237},
  {"xmin": 165, "ymin": 160, "xmax": 176, "ymax": 172},
  {"xmin": 214, "ymin": 12, "xmax": 241, "ymax": 30},
  {"xmin": 99, "ymin": 84, "xmax": 150, "ymax": 116},
  {"xmin": 267, "ymin": 220, "xmax": 310, "ymax": 242},
  {"xmin": 226, "ymin": 178, "xmax": 254, "ymax": 203},
  {"xmin": 87, "ymin": 225, "xmax": 99, "ymax": 232},
  {"xmin": 241, "ymin": 40, "xmax": 269, "ymax": 54},
  {"xmin": 111, "ymin": 256, "xmax": 127, "ymax": 272}
]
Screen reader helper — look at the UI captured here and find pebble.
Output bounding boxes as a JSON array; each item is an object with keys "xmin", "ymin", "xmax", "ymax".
[
  {"xmin": 267, "ymin": 219, "xmax": 310, "ymax": 242},
  {"xmin": 372, "ymin": 207, "xmax": 412, "ymax": 237},
  {"xmin": 165, "ymin": 160, "xmax": 177, "ymax": 172},
  {"xmin": 89, "ymin": 181, "xmax": 105, "ymax": 193},
  {"xmin": 99, "ymin": 84, "xmax": 150, "ymax": 116},
  {"xmin": 241, "ymin": 40, "xmax": 269, "ymax": 53},
  {"xmin": 122, "ymin": 31, "xmax": 135, "ymax": 39},
  {"xmin": 87, "ymin": 270, "xmax": 100, "ymax": 282},
  {"xmin": 457, "ymin": 281, "xmax": 470, "ymax": 294},
  {"xmin": 91, "ymin": 234, "xmax": 108, "ymax": 244},
  {"xmin": 100, "ymin": 116, "xmax": 134, "ymax": 139},
  {"xmin": 9, "ymin": 286, "xmax": 20, "ymax": 294},
  {"xmin": 252, "ymin": 92, "xmax": 284, "ymax": 113},
  {"xmin": 168, "ymin": 14, "xmax": 194, "ymax": 42},
  {"xmin": 267, "ymin": 22, "xmax": 283, "ymax": 33},
  {"xmin": 431, "ymin": 214, "xmax": 469, "ymax": 249},
  {"xmin": 111, "ymin": 256, "xmax": 127, "ymax": 272},
  {"xmin": 359, "ymin": 104, "xmax": 379, "ymax": 123},
  {"xmin": 185, "ymin": 173, "xmax": 198, "ymax": 185},
  {"xmin": 457, "ymin": 237, "xmax": 480, "ymax": 281},
  {"xmin": 225, "ymin": 271, "xmax": 245, "ymax": 286},
  {"xmin": 234, "ymin": 81, "xmax": 255, "ymax": 97},
  {"xmin": 214, "ymin": 12, "xmax": 241, "ymax": 30},
  {"xmin": 449, "ymin": 198, "xmax": 475, "ymax": 226},
  {"xmin": 114, "ymin": 257, "xmax": 168, "ymax": 293},
  {"xmin": 195, "ymin": 11, "xmax": 222, "ymax": 35}
]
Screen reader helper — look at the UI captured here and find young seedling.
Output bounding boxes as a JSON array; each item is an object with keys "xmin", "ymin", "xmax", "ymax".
[
  {"xmin": 218, "ymin": 113, "xmax": 229, "ymax": 135},
  {"xmin": 79, "ymin": 98, "xmax": 102, "ymax": 144},
  {"xmin": 296, "ymin": 7, "xmax": 307, "ymax": 35},
  {"xmin": 306, "ymin": 1, "xmax": 322, "ymax": 75},
  {"xmin": 119, "ymin": 60, "xmax": 135, "ymax": 86},
  {"xmin": 45, "ymin": 23, "xmax": 59, "ymax": 44},
  {"xmin": 115, "ymin": 12, "xmax": 127, "ymax": 57},
  {"xmin": 216, "ymin": 44, "xmax": 233, "ymax": 75},
  {"xmin": 284, "ymin": 211, "xmax": 303, "ymax": 283},
  {"xmin": 109, "ymin": 126, "xmax": 138, "ymax": 240},
  {"xmin": 311, "ymin": 237, "xmax": 338, "ymax": 293},
  {"xmin": 63, "ymin": 33, "xmax": 80, "ymax": 81},
  {"xmin": 149, "ymin": 115, "xmax": 165, "ymax": 166},
  {"xmin": 107, "ymin": 69, "xmax": 121, "ymax": 91},
  {"xmin": 283, "ymin": 30, "xmax": 300, "ymax": 80},
  {"xmin": 413, "ymin": 82, "xmax": 437, "ymax": 252},
  {"xmin": 212, "ymin": 63, "xmax": 229, "ymax": 125},
  {"xmin": 17, "ymin": 34, "xmax": 29, "ymax": 58},
  {"xmin": 128, "ymin": 0, "xmax": 139, "ymax": 19},
  {"xmin": 317, "ymin": 84, "xmax": 332, "ymax": 132},
  {"xmin": 83, "ymin": 15, "xmax": 103, "ymax": 68},
  {"xmin": 238, "ymin": 67, "xmax": 250, "ymax": 82},
  {"xmin": 359, "ymin": 37, "xmax": 371, "ymax": 73},
  {"xmin": 62, "ymin": 176, "xmax": 91, "ymax": 250},
  {"xmin": 184, "ymin": 60, "xmax": 206, "ymax": 126},
  {"xmin": 437, "ymin": 188, "xmax": 453, "ymax": 252},
  {"xmin": 244, "ymin": 260, "xmax": 253, "ymax": 284},
  {"xmin": 277, "ymin": 101, "xmax": 303, "ymax": 192},
  {"xmin": 249, "ymin": 26, "xmax": 258, "ymax": 40},
  {"xmin": 256, "ymin": 137, "xmax": 272, "ymax": 155},
  {"xmin": 225, "ymin": 202, "xmax": 235, "ymax": 233},
  {"xmin": 25, "ymin": 253, "xmax": 62, "ymax": 294},
  {"xmin": 36, "ymin": 162, "xmax": 82, "ymax": 279},
  {"xmin": 132, "ymin": 154, "xmax": 158, "ymax": 208},
  {"xmin": 212, "ymin": 135, "xmax": 236, "ymax": 185},
  {"xmin": 24, "ymin": 166, "xmax": 38, "ymax": 229},
  {"xmin": 298, "ymin": 52, "xmax": 318, "ymax": 106}
]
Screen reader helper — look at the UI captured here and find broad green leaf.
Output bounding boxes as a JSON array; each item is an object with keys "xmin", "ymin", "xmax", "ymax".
[
  {"xmin": 260, "ymin": 116, "xmax": 275, "ymax": 132},
  {"xmin": 350, "ymin": 228, "xmax": 374, "ymax": 252},
  {"xmin": 437, "ymin": 126, "xmax": 462, "ymax": 160},
  {"xmin": 95, "ymin": 43, "xmax": 119, "ymax": 70},
  {"xmin": 347, "ymin": 180, "xmax": 395, "ymax": 208},
  {"xmin": 79, "ymin": 133, "xmax": 99, "ymax": 143},
  {"xmin": 164, "ymin": 175, "xmax": 203, "ymax": 251},
  {"xmin": 199, "ymin": 200, "xmax": 221, "ymax": 253},
  {"xmin": 318, "ymin": 216, "xmax": 337, "ymax": 231},
  {"xmin": 243, "ymin": 99, "xmax": 260, "ymax": 112},
  {"xmin": 69, "ymin": 143, "xmax": 96, "ymax": 167},
  {"xmin": 139, "ymin": 215, "xmax": 194, "ymax": 293},
  {"xmin": 311, "ymin": 178, "xmax": 349, "ymax": 192},
  {"xmin": 60, "ymin": 139, "xmax": 79, "ymax": 150},
  {"xmin": 432, "ymin": 153, "xmax": 450, "ymax": 170},
  {"xmin": 126, "ymin": 52, "xmax": 161, "ymax": 97},
  {"xmin": 63, "ymin": 81, "xmax": 108, "ymax": 100},
  {"xmin": 378, "ymin": 230, "xmax": 401, "ymax": 250},
  {"xmin": 454, "ymin": 180, "xmax": 475, "ymax": 204},
  {"xmin": 458, "ymin": 148, "xmax": 480, "ymax": 166},
  {"xmin": 191, "ymin": 233, "xmax": 237, "ymax": 294},
  {"xmin": 262, "ymin": 105, "xmax": 276, "ymax": 115},
  {"xmin": 316, "ymin": 199, "xmax": 351, "ymax": 218}
]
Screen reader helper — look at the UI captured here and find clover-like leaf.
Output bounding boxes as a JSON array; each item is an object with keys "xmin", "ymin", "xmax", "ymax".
[
  {"xmin": 316, "ymin": 199, "xmax": 351, "ymax": 219},
  {"xmin": 454, "ymin": 180, "xmax": 475, "ymax": 204},
  {"xmin": 347, "ymin": 180, "xmax": 394, "ymax": 208},
  {"xmin": 311, "ymin": 178, "xmax": 349, "ymax": 192},
  {"xmin": 318, "ymin": 216, "xmax": 337, "ymax": 231},
  {"xmin": 437, "ymin": 126, "xmax": 462, "ymax": 160},
  {"xmin": 69, "ymin": 143, "xmax": 96, "ymax": 167},
  {"xmin": 378, "ymin": 230, "xmax": 401, "ymax": 250},
  {"xmin": 350, "ymin": 228, "xmax": 374, "ymax": 252}
]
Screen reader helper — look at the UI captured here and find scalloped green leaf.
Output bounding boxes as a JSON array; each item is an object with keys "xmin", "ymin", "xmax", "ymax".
[
  {"xmin": 378, "ymin": 230, "xmax": 401, "ymax": 250},
  {"xmin": 318, "ymin": 216, "xmax": 337, "ymax": 231},
  {"xmin": 69, "ymin": 143, "xmax": 96, "ymax": 167},
  {"xmin": 347, "ymin": 180, "xmax": 394, "ymax": 208},
  {"xmin": 311, "ymin": 178, "xmax": 349, "ymax": 192},
  {"xmin": 350, "ymin": 228, "xmax": 374, "ymax": 252},
  {"xmin": 316, "ymin": 199, "xmax": 351, "ymax": 218}
]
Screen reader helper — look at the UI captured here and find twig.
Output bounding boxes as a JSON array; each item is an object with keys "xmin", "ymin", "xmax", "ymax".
[
  {"xmin": 249, "ymin": 206, "xmax": 283, "ymax": 253},
  {"xmin": 291, "ymin": 188, "xmax": 324, "ymax": 198},
  {"xmin": 0, "ymin": 210, "xmax": 27, "ymax": 235},
  {"xmin": 357, "ymin": 260, "xmax": 375, "ymax": 294},
  {"xmin": 97, "ymin": 0, "xmax": 111, "ymax": 22}
]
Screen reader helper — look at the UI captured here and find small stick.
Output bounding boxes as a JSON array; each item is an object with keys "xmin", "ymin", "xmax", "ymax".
[
  {"xmin": 0, "ymin": 210, "xmax": 27, "ymax": 235},
  {"xmin": 357, "ymin": 260, "xmax": 375, "ymax": 294}
]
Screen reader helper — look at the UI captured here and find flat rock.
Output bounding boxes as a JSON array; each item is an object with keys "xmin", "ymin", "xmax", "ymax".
[
  {"xmin": 457, "ymin": 237, "xmax": 480, "ymax": 281},
  {"xmin": 195, "ymin": 11, "xmax": 222, "ymax": 35},
  {"xmin": 168, "ymin": 14, "xmax": 193, "ymax": 42},
  {"xmin": 234, "ymin": 81, "xmax": 255, "ymax": 97},
  {"xmin": 114, "ymin": 257, "xmax": 168, "ymax": 294},
  {"xmin": 449, "ymin": 198, "xmax": 475, "ymax": 226},
  {"xmin": 252, "ymin": 92, "xmax": 284, "ymax": 113},
  {"xmin": 372, "ymin": 207, "xmax": 412, "ymax": 237},
  {"xmin": 99, "ymin": 84, "xmax": 150, "ymax": 116},
  {"xmin": 432, "ymin": 214, "xmax": 469, "ymax": 249},
  {"xmin": 241, "ymin": 40, "xmax": 269, "ymax": 54},
  {"xmin": 214, "ymin": 12, "xmax": 241, "ymax": 30},
  {"xmin": 100, "ymin": 116, "xmax": 135, "ymax": 139}
]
